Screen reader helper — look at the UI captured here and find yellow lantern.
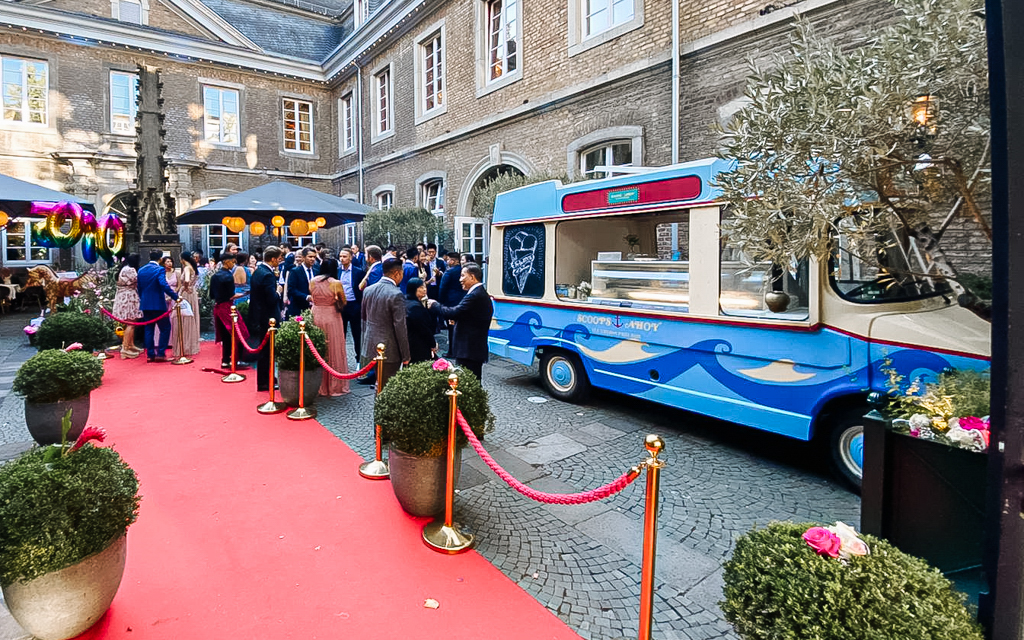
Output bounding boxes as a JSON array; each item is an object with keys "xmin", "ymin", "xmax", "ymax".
[
  {"xmin": 271, "ymin": 215, "xmax": 285, "ymax": 228},
  {"xmin": 249, "ymin": 221, "xmax": 266, "ymax": 236},
  {"xmin": 221, "ymin": 216, "xmax": 234, "ymax": 228},
  {"xmin": 315, "ymin": 216, "xmax": 326, "ymax": 228},
  {"xmin": 225, "ymin": 217, "xmax": 246, "ymax": 234},
  {"xmin": 289, "ymin": 219, "xmax": 309, "ymax": 236},
  {"xmin": 0, "ymin": 211, "xmax": 8, "ymax": 227},
  {"xmin": 307, "ymin": 221, "xmax": 318, "ymax": 234}
]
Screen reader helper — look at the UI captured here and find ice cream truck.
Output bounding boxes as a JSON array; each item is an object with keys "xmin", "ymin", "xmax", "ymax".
[{"xmin": 486, "ymin": 158, "xmax": 990, "ymax": 488}]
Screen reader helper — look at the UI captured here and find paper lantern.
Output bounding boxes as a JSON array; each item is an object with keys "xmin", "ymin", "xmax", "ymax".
[
  {"xmin": 271, "ymin": 215, "xmax": 285, "ymax": 228},
  {"xmin": 222, "ymin": 216, "xmax": 234, "ymax": 228},
  {"xmin": 250, "ymin": 221, "xmax": 266, "ymax": 236},
  {"xmin": 315, "ymin": 216, "xmax": 326, "ymax": 228},
  {"xmin": 0, "ymin": 211, "xmax": 8, "ymax": 227},
  {"xmin": 289, "ymin": 219, "xmax": 309, "ymax": 236},
  {"xmin": 306, "ymin": 221, "xmax": 318, "ymax": 234},
  {"xmin": 226, "ymin": 217, "xmax": 246, "ymax": 234}
]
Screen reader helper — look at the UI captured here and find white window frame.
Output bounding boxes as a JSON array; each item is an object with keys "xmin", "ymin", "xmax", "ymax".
[
  {"xmin": 455, "ymin": 216, "xmax": 488, "ymax": 259},
  {"xmin": 202, "ymin": 84, "xmax": 241, "ymax": 147},
  {"xmin": 354, "ymin": 0, "xmax": 370, "ymax": 27},
  {"xmin": 423, "ymin": 180, "xmax": 444, "ymax": 216},
  {"xmin": 415, "ymin": 22, "xmax": 447, "ymax": 124},
  {"xmin": 278, "ymin": 228, "xmax": 317, "ymax": 249},
  {"xmin": 1, "ymin": 218, "xmax": 54, "ymax": 265},
  {"xmin": 339, "ymin": 93, "xmax": 355, "ymax": 155},
  {"xmin": 111, "ymin": 0, "xmax": 148, "ymax": 24},
  {"xmin": 206, "ymin": 224, "xmax": 243, "ymax": 258},
  {"xmin": 1, "ymin": 57, "xmax": 48, "ymax": 126},
  {"xmin": 372, "ymin": 66, "xmax": 394, "ymax": 141},
  {"xmin": 476, "ymin": 0, "xmax": 522, "ymax": 97},
  {"xmin": 567, "ymin": 0, "xmax": 643, "ymax": 57},
  {"xmin": 579, "ymin": 140, "xmax": 634, "ymax": 179},
  {"xmin": 344, "ymin": 223, "xmax": 358, "ymax": 247},
  {"xmin": 566, "ymin": 126, "xmax": 643, "ymax": 180},
  {"xmin": 376, "ymin": 190, "xmax": 394, "ymax": 211},
  {"xmin": 109, "ymin": 70, "xmax": 138, "ymax": 135},
  {"xmin": 282, "ymin": 97, "xmax": 314, "ymax": 154}
]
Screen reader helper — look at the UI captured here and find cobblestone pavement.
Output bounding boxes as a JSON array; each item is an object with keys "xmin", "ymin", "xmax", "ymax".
[{"xmin": 0, "ymin": 311, "xmax": 860, "ymax": 640}]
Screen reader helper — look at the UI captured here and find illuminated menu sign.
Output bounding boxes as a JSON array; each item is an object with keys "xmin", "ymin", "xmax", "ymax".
[{"xmin": 561, "ymin": 175, "xmax": 702, "ymax": 213}]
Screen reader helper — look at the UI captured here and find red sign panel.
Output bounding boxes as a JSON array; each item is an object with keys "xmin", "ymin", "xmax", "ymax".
[{"xmin": 561, "ymin": 175, "xmax": 703, "ymax": 213}]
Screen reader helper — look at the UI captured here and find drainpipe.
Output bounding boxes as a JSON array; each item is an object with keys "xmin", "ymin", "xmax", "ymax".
[
  {"xmin": 356, "ymin": 62, "xmax": 365, "ymax": 204},
  {"xmin": 671, "ymin": 0, "xmax": 680, "ymax": 164}
]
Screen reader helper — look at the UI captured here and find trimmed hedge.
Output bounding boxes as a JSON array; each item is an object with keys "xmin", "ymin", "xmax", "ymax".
[
  {"xmin": 13, "ymin": 349, "xmax": 104, "ymax": 404},
  {"xmin": 35, "ymin": 311, "xmax": 115, "ymax": 353}
]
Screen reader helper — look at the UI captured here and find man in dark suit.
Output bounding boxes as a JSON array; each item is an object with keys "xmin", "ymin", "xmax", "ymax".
[
  {"xmin": 337, "ymin": 247, "xmax": 365, "ymax": 359},
  {"xmin": 350, "ymin": 243, "xmax": 365, "ymax": 270},
  {"xmin": 248, "ymin": 246, "xmax": 285, "ymax": 392},
  {"xmin": 425, "ymin": 243, "xmax": 446, "ymax": 300},
  {"xmin": 285, "ymin": 247, "xmax": 318, "ymax": 318},
  {"xmin": 360, "ymin": 257, "xmax": 410, "ymax": 389},
  {"xmin": 136, "ymin": 250, "xmax": 179, "ymax": 362},
  {"xmin": 430, "ymin": 263, "xmax": 493, "ymax": 382},
  {"xmin": 211, "ymin": 253, "xmax": 246, "ymax": 369},
  {"xmin": 438, "ymin": 251, "xmax": 464, "ymax": 357}
]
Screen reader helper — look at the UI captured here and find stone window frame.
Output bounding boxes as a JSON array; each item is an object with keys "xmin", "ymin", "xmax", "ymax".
[
  {"xmin": 0, "ymin": 54, "xmax": 50, "ymax": 129},
  {"xmin": 475, "ymin": 0, "xmax": 522, "ymax": 98},
  {"xmin": 199, "ymin": 78, "xmax": 245, "ymax": 150},
  {"xmin": 110, "ymin": 0, "xmax": 149, "ymax": 25},
  {"xmin": 565, "ymin": 125, "xmax": 643, "ymax": 180},
  {"xmin": 567, "ymin": 0, "xmax": 643, "ymax": 58},
  {"xmin": 372, "ymin": 184, "xmax": 395, "ymax": 210},
  {"xmin": 281, "ymin": 95, "xmax": 315, "ymax": 156},
  {"xmin": 109, "ymin": 70, "xmax": 138, "ymax": 136},
  {"xmin": 370, "ymin": 61, "xmax": 395, "ymax": 143},
  {"xmin": 414, "ymin": 20, "xmax": 447, "ymax": 125},
  {"xmin": 339, "ymin": 92, "xmax": 356, "ymax": 157},
  {"xmin": 416, "ymin": 170, "xmax": 447, "ymax": 216}
]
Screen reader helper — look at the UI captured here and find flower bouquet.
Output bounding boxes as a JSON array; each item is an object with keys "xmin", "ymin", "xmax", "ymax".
[{"xmin": 882, "ymin": 364, "xmax": 990, "ymax": 453}]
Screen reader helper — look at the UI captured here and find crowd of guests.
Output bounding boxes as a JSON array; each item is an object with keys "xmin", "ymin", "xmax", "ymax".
[{"xmin": 110, "ymin": 240, "xmax": 495, "ymax": 398}]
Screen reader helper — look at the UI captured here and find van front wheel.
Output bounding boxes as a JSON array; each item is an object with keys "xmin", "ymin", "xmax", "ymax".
[
  {"xmin": 828, "ymin": 410, "xmax": 866, "ymax": 492},
  {"xmin": 540, "ymin": 351, "xmax": 590, "ymax": 403}
]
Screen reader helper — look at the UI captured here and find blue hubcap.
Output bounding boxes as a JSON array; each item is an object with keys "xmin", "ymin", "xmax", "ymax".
[
  {"xmin": 850, "ymin": 432, "xmax": 864, "ymax": 469},
  {"xmin": 551, "ymin": 360, "xmax": 574, "ymax": 387}
]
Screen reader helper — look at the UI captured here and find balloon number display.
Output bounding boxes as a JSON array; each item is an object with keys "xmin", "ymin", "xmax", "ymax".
[{"xmin": 30, "ymin": 201, "xmax": 126, "ymax": 264}]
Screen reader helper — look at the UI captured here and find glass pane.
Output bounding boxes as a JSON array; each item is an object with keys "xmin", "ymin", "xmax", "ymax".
[
  {"xmin": 612, "ymin": 0, "xmax": 633, "ymax": 25},
  {"xmin": 611, "ymin": 142, "xmax": 632, "ymax": 166},
  {"xmin": 583, "ymin": 149, "xmax": 603, "ymax": 177}
]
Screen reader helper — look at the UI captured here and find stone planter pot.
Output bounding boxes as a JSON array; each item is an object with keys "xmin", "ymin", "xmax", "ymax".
[
  {"xmin": 2, "ymin": 534, "xmax": 127, "ymax": 640},
  {"xmin": 24, "ymin": 395, "xmax": 91, "ymax": 445},
  {"xmin": 388, "ymin": 445, "xmax": 461, "ymax": 518},
  {"xmin": 278, "ymin": 368, "xmax": 321, "ymax": 408}
]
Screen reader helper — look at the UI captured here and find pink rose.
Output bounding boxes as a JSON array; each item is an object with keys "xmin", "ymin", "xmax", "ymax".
[
  {"xmin": 432, "ymin": 359, "xmax": 450, "ymax": 372},
  {"xmin": 959, "ymin": 416, "xmax": 989, "ymax": 431},
  {"xmin": 63, "ymin": 342, "xmax": 83, "ymax": 352},
  {"xmin": 803, "ymin": 527, "xmax": 841, "ymax": 558},
  {"xmin": 23, "ymin": 326, "xmax": 37, "ymax": 335}
]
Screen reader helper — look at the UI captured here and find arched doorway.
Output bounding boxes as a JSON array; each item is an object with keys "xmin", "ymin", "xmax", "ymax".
[{"xmin": 456, "ymin": 156, "xmax": 530, "ymax": 265}]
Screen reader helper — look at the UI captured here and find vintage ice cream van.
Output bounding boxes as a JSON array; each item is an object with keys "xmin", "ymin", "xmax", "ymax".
[{"xmin": 486, "ymin": 158, "xmax": 991, "ymax": 488}]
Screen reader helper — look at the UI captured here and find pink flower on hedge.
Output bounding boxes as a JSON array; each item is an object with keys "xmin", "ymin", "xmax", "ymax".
[
  {"xmin": 63, "ymin": 342, "xmax": 83, "ymax": 352},
  {"xmin": 432, "ymin": 359, "xmax": 451, "ymax": 372},
  {"xmin": 83, "ymin": 308, "xmax": 91, "ymax": 314},
  {"xmin": 802, "ymin": 527, "xmax": 842, "ymax": 558},
  {"xmin": 959, "ymin": 416, "xmax": 989, "ymax": 431},
  {"xmin": 68, "ymin": 426, "xmax": 106, "ymax": 453},
  {"xmin": 23, "ymin": 326, "xmax": 37, "ymax": 335}
]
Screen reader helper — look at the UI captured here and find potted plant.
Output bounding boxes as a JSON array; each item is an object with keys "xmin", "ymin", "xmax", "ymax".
[
  {"xmin": 374, "ymin": 359, "xmax": 494, "ymax": 517},
  {"xmin": 275, "ymin": 317, "xmax": 327, "ymax": 408},
  {"xmin": 35, "ymin": 310, "xmax": 116, "ymax": 353},
  {"xmin": 13, "ymin": 348, "xmax": 105, "ymax": 445},
  {"xmin": 0, "ymin": 414, "xmax": 140, "ymax": 640},
  {"xmin": 861, "ymin": 366, "xmax": 989, "ymax": 587},
  {"xmin": 722, "ymin": 521, "xmax": 984, "ymax": 640}
]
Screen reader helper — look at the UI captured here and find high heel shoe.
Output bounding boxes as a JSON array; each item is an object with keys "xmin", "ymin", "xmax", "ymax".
[{"xmin": 121, "ymin": 348, "xmax": 141, "ymax": 359}]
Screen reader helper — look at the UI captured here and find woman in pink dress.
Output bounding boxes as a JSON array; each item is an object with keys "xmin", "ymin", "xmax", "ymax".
[
  {"xmin": 309, "ymin": 258, "xmax": 348, "ymax": 396},
  {"xmin": 112, "ymin": 253, "xmax": 142, "ymax": 359}
]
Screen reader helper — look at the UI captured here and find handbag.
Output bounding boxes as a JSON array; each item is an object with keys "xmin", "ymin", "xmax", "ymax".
[
  {"xmin": 333, "ymin": 295, "xmax": 346, "ymax": 313},
  {"xmin": 178, "ymin": 299, "xmax": 194, "ymax": 317}
]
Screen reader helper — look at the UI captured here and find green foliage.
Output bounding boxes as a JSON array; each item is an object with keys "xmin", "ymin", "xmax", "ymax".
[
  {"xmin": 13, "ymin": 349, "xmax": 105, "ymax": 404},
  {"xmin": 472, "ymin": 171, "xmax": 568, "ymax": 221},
  {"xmin": 197, "ymin": 268, "xmax": 213, "ymax": 318},
  {"xmin": 36, "ymin": 311, "xmax": 116, "ymax": 353},
  {"xmin": 722, "ymin": 521, "xmax": 984, "ymax": 640},
  {"xmin": 375, "ymin": 361, "xmax": 495, "ymax": 456},
  {"xmin": 362, "ymin": 207, "xmax": 452, "ymax": 250},
  {"xmin": 235, "ymin": 300, "xmax": 249, "ymax": 321},
  {"xmin": 0, "ymin": 444, "xmax": 140, "ymax": 586},
  {"xmin": 883, "ymin": 366, "xmax": 990, "ymax": 426},
  {"xmin": 274, "ymin": 318, "xmax": 327, "ymax": 371},
  {"xmin": 716, "ymin": 0, "xmax": 990, "ymax": 275},
  {"xmin": 957, "ymin": 273, "xmax": 992, "ymax": 301}
]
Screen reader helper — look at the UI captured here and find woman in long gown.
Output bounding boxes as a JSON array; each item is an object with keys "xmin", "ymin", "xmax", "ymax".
[
  {"xmin": 173, "ymin": 252, "xmax": 201, "ymax": 357},
  {"xmin": 309, "ymin": 258, "xmax": 349, "ymax": 396},
  {"xmin": 233, "ymin": 251, "xmax": 251, "ymax": 304},
  {"xmin": 157, "ymin": 256, "xmax": 178, "ymax": 349},
  {"xmin": 112, "ymin": 253, "xmax": 142, "ymax": 359}
]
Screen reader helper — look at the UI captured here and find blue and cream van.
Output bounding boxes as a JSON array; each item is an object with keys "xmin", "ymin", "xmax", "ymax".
[{"xmin": 486, "ymin": 158, "xmax": 990, "ymax": 488}]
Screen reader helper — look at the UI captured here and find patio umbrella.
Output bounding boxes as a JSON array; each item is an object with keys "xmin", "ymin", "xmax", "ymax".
[
  {"xmin": 0, "ymin": 173, "xmax": 97, "ymax": 217},
  {"xmin": 177, "ymin": 181, "xmax": 372, "ymax": 228}
]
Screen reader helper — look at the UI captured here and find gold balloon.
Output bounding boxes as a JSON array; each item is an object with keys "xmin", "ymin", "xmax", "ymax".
[
  {"xmin": 0, "ymin": 211, "xmax": 8, "ymax": 227},
  {"xmin": 289, "ymin": 219, "xmax": 309, "ymax": 236},
  {"xmin": 249, "ymin": 221, "xmax": 266, "ymax": 236},
  {"xmin": 315, "ymin": 216, "xmax": 326, "ymax": 228},
  {"xmin": 271, "ymin": 215, "xmax": 285, "ymax": 228}
]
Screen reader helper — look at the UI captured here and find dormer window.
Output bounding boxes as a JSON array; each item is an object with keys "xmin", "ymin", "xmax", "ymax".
[{"xmin": 112, "ymin": 0, "xmax": 147, "ymax": 24}]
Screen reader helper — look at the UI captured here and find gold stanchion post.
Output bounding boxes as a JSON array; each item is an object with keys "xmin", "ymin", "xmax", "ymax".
[
  {"xmin": 286, "ymin": 317, "xmax": 316, "ymax": 420},
  {"xmin": 171, "ymin": 300, "xmax": 192, "ymax": 365},
  {"xmin": 637, "ymin": 434, "xmax": 665, "ymax": 640},
  {"xmin": 257, "ymin": 318, "xmax": 287, "ymax": 414},
  {"xmin": 358, "ymin": 343, "xmax": 390, "ymax": 479},
  {"xmin": 422, "ymin": 373, "xmax": 474, "ymax": 553},
  {"xmin": 222, "ymin": 305, "xmax": 246, "ymax": 383}
]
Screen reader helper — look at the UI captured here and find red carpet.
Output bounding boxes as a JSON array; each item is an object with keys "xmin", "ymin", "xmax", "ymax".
[{"xmin": 75, "ymin": 344, "xmax": 581, "ymax": 640}]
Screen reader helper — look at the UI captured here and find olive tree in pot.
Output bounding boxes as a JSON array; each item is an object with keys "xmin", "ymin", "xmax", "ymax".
[
  {"xmin": 375, "ymin": 359, "xmax": 494, "ymax": 517},
  {"xmin": 13, "ymin": 349, "xmax": 105, "ymax": 445},
  {"xmin": 0, "ymin": 415, "xmax": 140, "ymax": 640},
  {"xmin": 275, "ymin": 317, "xmax": 327, "ymax": 408}
]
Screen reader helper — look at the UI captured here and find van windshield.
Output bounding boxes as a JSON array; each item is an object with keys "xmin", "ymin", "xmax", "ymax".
[{"xmin": 830, "ymin": 227, "xmax": 953, "ymax": 304}]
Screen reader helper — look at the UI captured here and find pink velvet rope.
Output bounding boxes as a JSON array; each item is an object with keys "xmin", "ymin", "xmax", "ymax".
[
  {"xmin": 101, "ymin": 306, "xmax": 174, "ymax": 326},
  {"xmin": 230, "ymin": 319, "xmax": 271, "ymax": 355},
  {"xmin": 303, "ymin": 335, "xmax": 376, "ymax": 380},
  {"xmin": 456, "ymin": 410, "xmax": 641, "ymax": 505}
]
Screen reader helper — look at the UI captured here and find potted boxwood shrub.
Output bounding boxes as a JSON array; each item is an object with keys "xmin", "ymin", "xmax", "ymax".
[
  {"xmin": 374, "ymin": 359, "xmax": 494, "ymax": 517},
  {"xmin": 0, "ymin": 415, "xmax": 140, "ymax": 640},
  {"xmin": 13, "ymin": 349, "xmax": 105, "ymax": 445},
  {"xmin": 275, "ymin": 317, "xmax": 327, "ymax": 408},
  {"xmin": 35, "ymin": 311, "xmax": 116, "ymax": 353},
  {"xmin": 722, "ymin": 521, "xmax": 984, "ymax": 640}
]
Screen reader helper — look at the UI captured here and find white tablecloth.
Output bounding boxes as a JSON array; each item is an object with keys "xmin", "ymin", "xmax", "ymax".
[{"xmin": 0, "ymin": 284, "xmax": 21, "ymax": 299}]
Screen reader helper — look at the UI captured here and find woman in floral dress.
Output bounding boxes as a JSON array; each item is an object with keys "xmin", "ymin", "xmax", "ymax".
[
  {"xmin": 173, "ymin": 252, "xmax": 201, "ymax": 357},
  {"xmin": 112, "ymin": 254, "xmax": 142, "ymax": 359}
]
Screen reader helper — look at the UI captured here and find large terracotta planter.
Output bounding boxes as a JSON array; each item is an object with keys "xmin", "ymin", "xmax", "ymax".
[
  {"xmin": 388, "ymin": 445, "xmax": 461, "ymax": 517},
  {"xmin": 278, "ymin": 368, "xmax": 321, "ymax": 408},
  {"xmin": 2, "ymin": 534, "xmax": 127, "ymax": 640},
  {"xmin": 24, "ymin": 395, "xmax": 90, "ymax": 445}
]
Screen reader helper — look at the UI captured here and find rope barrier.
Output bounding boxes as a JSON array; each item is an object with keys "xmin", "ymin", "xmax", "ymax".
[
  {"xmin": 456, "ymin": 410, "xmax": 641, "ymax": 504},
  {"xmin": 101, "ymin": 306, "xmax": 175, "ymax": 326},
  {"xmin": 303, "ymin": 335, "xmax": 377, "ymax": 380},
  {"xmin": 230, "ymin": 318, "xmax": 271, "ymax": 355}
]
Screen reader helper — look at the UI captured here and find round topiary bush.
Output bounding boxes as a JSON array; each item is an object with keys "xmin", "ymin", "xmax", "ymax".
[
  {"xmin": 274, "ymin": 318, "xmax": 327, "ymax": 371},
  {"xmin": 13, "ymin": 349, "xmax": 105, "ymax": 404},
  {"xmin": 722, "ymin": 521, "xmax": 984, "ymax": 640},
  {"xmin": 375, "ymin": 360, "xmax": 495, "ymax": 456},
  {"xmin": 35, "ymin": 311, "xmax": 116, "ymax": 353}
]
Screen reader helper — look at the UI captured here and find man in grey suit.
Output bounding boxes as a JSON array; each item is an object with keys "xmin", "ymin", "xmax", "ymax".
[{"xmin": 360, "ymin": 257, "xmax": 411, "ymax": 389}]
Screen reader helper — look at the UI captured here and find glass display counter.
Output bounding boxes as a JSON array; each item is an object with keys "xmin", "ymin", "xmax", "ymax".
[{"xmin": 586, "ymin": 260, "xmax": 691, "ymax": 312}]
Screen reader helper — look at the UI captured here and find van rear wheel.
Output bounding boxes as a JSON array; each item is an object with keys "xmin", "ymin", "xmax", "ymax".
[
  {"xmin": 540, "ymin": 351, "xmax": 590, "ymax": 403},
  {"xmin": 828, "ymin": 409, "xmax": 867, "ymax": 493}
]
